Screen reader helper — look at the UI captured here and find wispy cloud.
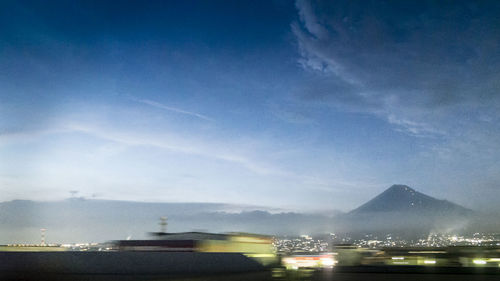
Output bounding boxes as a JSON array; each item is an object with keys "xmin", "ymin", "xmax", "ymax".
[
  {"xmin": 64, "ymin": 122, "xmax": 284, "ymax": 176},
  {"xmin": 292, "ymin": 0, "xmax": 500, "ymax": 138},
  {"xmin": 135, "ymin": 99, "xmax": 214, "ymax": 122},
  {"xmin": 385, "ymin": 114, "xmax": 444, "ymax": 138},
  {"xmin": 4, "ymin": 120, "xmax": 373, "ymax": 196}
]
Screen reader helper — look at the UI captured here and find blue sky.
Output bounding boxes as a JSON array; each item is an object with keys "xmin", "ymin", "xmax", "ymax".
[{"xmin": 1, "ymin": 0, "xmax": 500, "ymax": 212}]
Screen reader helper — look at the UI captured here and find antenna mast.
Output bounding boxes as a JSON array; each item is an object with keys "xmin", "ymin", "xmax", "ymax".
[
  {"xmin": 159, "ymin": 216, "xmax": 168, "ymax": 233},
  {"xmin": 40, "ymin": 228, "xmax": 47, "ymax": 246}
]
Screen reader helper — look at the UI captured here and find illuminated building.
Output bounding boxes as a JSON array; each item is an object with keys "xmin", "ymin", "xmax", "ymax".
[{"xmin": 114, "ymin": 231, "xmax": 278, "ymax": 266}]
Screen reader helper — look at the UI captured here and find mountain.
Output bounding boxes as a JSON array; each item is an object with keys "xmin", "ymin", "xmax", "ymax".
[
  {"xmin": 350, "ymin": 184, "xmax": 472, "ymax": 215},
  {"xmin": 341, "ymin": 185, "xmax": 475, "ymax": 235}
]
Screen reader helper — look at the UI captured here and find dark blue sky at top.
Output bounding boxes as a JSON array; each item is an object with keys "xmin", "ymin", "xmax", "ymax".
[
  {"xmin": 1, "ymin": 0, "xmax": 500, "ymax": 211},
  {"xmin": 1, "ymin": 0, "xmax": 299, "ymax": 131}
]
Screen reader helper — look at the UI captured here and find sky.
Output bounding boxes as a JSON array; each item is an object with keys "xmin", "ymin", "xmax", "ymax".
[{"xmin": 1, "ymin": 0, "xmax": 500, "ymax": 212}]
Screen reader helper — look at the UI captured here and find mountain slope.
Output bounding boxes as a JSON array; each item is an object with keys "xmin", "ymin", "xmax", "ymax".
[
  {"xmin": 350, "ymin": 184, "xmax": 472, "ymax": 215},
  {"xmin": 340, "ymin": 185, "xmax": 475, "ymax": 235}
]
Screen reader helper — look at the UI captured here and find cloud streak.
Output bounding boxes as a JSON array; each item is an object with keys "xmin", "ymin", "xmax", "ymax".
[
  {"xmin": 63, "ymin": 122, "xmax": 284, "ymax": 176},
  {"xmin": 136, "ymin": 99, "xmax": 214, "ymax": 122}
]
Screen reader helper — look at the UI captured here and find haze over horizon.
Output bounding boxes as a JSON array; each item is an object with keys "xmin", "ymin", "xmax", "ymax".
[
  {"xmin": 2, "ymin": 184, "xmax": 497, "ymax": 243},
  {"xmin": 2, "ymin": 0, "xmax": 500, "ymax": 212}
]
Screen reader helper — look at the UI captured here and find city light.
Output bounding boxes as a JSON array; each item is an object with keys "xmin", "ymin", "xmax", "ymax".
[
  {"xmin": 319, "ymin": 257, "xmax": 336, "ymax": 267},
  {"xmin": 473, "ymin": 259, "xmax": 487, "ymax": 265}
]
